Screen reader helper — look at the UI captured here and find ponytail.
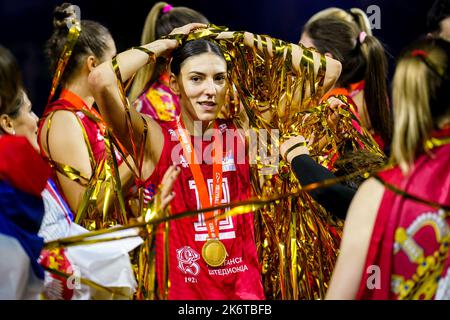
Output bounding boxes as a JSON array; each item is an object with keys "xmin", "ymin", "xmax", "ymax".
[
  {"xmin": 348, "ymin": 8, "xmax": 372, "ymax": 36},
  {"xmin": 128, "ymin": 2, "xmax": 208, "ymax": 102},
  {"xmin": 392, "ymin": 38, "xmax": 450, "ymax": 174},
  {"xmin": 360, "ymin": 35, "xmax": 392, "ymax": 146},
  {"xmin": 128, "ymin": 2, "xmax": 167, "ymax": 102}
]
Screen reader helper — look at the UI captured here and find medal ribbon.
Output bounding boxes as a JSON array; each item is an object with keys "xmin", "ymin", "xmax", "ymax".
[{"xmin": 175, "ymin": 117, "xmax": 223, "ymax": 240}]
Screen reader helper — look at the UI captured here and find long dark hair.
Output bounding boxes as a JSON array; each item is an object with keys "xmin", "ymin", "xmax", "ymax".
[
  {"xmin": 45, "ymin": 3, "xmax": 112, "ymax": 86},
  {"xmin": 303, "ymin": 17, "xmax": 392, "ymax": 146}
]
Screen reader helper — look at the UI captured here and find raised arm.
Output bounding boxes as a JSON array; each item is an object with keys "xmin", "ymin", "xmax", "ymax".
[
  {"xmin": 89, "ymin": 23, "xmax": 207, "ymax": 177},
  {"xmin": 87, "ymin": 40, "xmax": 172, "ymax": 160}
]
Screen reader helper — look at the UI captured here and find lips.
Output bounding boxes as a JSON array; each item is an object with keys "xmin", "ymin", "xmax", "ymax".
[{"xmin": 198, "ymin": 101, "xmax": 217, "ymax": 111}]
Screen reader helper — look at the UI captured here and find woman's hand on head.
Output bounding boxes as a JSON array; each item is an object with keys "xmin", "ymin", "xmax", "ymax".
[
  {"xmin": 156, "ymin": 23, "xmax": 208, "ymax": 56},
  {"xmin": 169, "ymin": 23, "xmax": 207, "ymax": 36}
]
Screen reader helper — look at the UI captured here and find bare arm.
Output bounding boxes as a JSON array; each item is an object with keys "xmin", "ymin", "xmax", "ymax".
[
  {"xmin": 40, "ymin": 110, "xmax": 94, "ymax": 213},
  {"xmin": 87, "ymin": 41, "xmax": 172, "ymax": 161},
  {"xmin": 325, "ymin": 178, "xmax": 384, "ymax": 299},
  {"xmin": 88, "ymin": 23, "xmax": 206, "ymax": 173}
]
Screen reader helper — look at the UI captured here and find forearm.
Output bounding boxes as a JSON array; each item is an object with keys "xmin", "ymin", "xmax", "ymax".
[
  {"xmin": 291, "ymin": 154, "xmax": 355, "ymax": 219},
  {"xmin": 90, "ymin": 39, "xmax": 174, "ymax": 91},
  {"xmin": 89, "ymin": 41, "xmax": 172, "ymax": 158}
]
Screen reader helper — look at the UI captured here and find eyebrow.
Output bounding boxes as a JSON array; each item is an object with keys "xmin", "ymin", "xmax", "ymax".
[{"xmin": 188, "ymin": 71, "xmax": 227, "ymax": 76}]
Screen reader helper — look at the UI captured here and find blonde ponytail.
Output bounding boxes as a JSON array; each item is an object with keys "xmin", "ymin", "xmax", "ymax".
[
  {"xmin": 392, "ymin": 40, "xmax": 449, "ymax": 174},
  {"xmin": 128, "ymin": 2, "xmax": 168, "ymax": 102}
]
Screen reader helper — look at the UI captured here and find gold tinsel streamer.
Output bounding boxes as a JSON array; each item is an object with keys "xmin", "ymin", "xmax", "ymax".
[
  {"xmin": 42, "ymin": 134, "xmax": 450, "ymax": 299},
  {"xmin": 47, "ymin": 20, "xmax": 81, "ymax": 103},
  {"xmin": 42, "ymin": 109, "xmax": 129, "ymax": 230},
  {"xmin": 166, "ymin": 25, "xmax": 387, "ymax": 299},
  {"xmin": 104, "ymin": 25, "xmax": 387, "ymax": 299}
]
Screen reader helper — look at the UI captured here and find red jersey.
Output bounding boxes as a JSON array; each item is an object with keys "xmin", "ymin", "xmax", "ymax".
[
  {"xmin": 142, "ymin": 119, "xmax": 264, "ymax": 300},
  {"xmin": 39, "ymin": 90, "xmax": 109, "ymax": 164},
  {"xmin": 357, "ymin": 129, "xmax": 450, "ymax": 299},
  {"xmin": 38, "ymin": 90, "xmax": 123, "ymax": 194}
]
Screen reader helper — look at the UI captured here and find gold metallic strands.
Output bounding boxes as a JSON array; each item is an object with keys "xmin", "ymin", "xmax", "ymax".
[
  {"xmin": 190, "ymin": 27, "xmax": 386, "ymax": 299},
  {"xmin": 42, "ymin": 108, "xmax": 129, "ymax": 230},
  {"xmin": 48, "ymin": 20, "xmax": 81, "ymax": 103}
]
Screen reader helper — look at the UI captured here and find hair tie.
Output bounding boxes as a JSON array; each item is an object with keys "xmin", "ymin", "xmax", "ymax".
[
  {"xmin": 411, "ymin": 49, "xmax": 428, "ymax": 58},
  {"xmin": 358, "ymin": 31, "xmax": 367, "ymax": 44},
  {"xmin": 162, "ymin": 4, "xmax": 173, "ymax": 13},
  {"xmin": 411, "ymin": 49, "xmax": 445, "ymax": 78}
]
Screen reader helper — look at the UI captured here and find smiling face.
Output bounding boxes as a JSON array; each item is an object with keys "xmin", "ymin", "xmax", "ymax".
[{"xmin": 171, "ymin": 51, "xmax": 228, "ymax": 123}]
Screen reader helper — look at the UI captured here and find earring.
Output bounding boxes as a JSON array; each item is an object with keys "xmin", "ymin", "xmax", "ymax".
[{"xmin": 11, "ymin": 129, "xmax": 16, "ymax": 135}]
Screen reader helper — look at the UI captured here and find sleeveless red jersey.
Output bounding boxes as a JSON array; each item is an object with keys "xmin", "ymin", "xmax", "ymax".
[
  {"xmin": 39, "ymin": 90, "xmax": 110, "ymax": 164},
  {"xmin": 142, "ymin": 119, "xmax": 264, "ymax": 300},
  {"xmin": 357, "ymin": 129, "xmax": 450, "ymax": 299}
]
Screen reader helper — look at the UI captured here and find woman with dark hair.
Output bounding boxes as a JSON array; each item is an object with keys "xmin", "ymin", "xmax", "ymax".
[
  {"xmin": 301, "ymin": 17, "xmax": 392, "ymax": 151},
  {"xmin": 129, "ymin": 2, "xmax": 209, "ymax": 121},
  {"xmin": 38, "ymin": 3, "xmax": 132, "ymax": 229},
  {"xmin": 306, "ymin": 7, "xmax": 373, "ymax": 35},
  {"xmin": 326, "ymin": 38, "xmax": 450, "ymax": 300},
  {"xmin": 88, "ymin": 22, "xmax": 342, "ymax": 299}
]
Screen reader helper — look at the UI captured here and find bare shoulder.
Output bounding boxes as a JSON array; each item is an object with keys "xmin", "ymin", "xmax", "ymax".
[
  {"xmin": 325, "ymin": 178, "xmax": 385, "ymax": 299},
  {"xmin": 344, "ymin": 177, "xmax": 385, "ymax": 241},
  {"xmin": 40, "ymin": 110, "xmax": 85, "ymax": 153}
]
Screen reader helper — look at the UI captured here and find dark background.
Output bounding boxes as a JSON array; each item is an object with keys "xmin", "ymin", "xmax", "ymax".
[{"xmin": 0, "ymin": 0, "xmax": 435, "ymax": 116}]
